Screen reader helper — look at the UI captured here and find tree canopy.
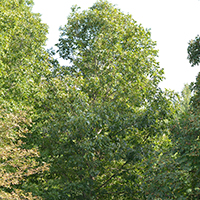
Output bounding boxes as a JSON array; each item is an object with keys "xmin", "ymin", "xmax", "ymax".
[
  {"xmin": 0, "ymin": 0, "xmax": 49, "ymax": 103},
  {"xmin": 27, "ymin": 1, "xmax": 175, "ymax": 199},
  {"xmin": 1, "ymin": 0, "xmax": 200, "ymax": 199},
  {"xmin": 187, "ymin": 35, "xmax": 200, "ymax": 67},
  {"xmin": 0, "ymin": 0, "xmax": 49, "ymax": 199}
]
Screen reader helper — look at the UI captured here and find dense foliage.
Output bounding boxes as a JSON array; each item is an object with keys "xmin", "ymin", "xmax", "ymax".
[
  {"xmin": 0, "ymin": 0, "xmax": 49, "ymax": 199},
  {"xmin": 188, "ymin": 35, "xmax": 200, "ymax": 67},
  {"xmin": 28, "ymin": 2, "xmax": 176, "ymax": 199},
  {"xmin": 1, "ymin": 0, "xmax": 200, "ymax": 199}
]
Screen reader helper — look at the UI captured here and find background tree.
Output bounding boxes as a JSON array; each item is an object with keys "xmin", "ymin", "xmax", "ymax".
[
  {"xmin": 141, "ymin": 82, "xmax": 199, "ymax": 199},
  {"xmin": 142, "ymin": 28, "xmax": 200, "ymax": 199},
  {"xmin": 180, "ymin": 83, "xmax": 192, "ymax": 113},
  {"xmin": 183, "ymin": 26, "xmax": 200, "ymax": 199},
  {"xmin": 187, "ymin": 35, "xmax": 200, "ymax": 67}
]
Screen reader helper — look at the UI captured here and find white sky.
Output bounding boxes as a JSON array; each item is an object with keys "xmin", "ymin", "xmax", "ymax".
[{"xmin": 32, "ymin": 0, "xmax": 200, "ymax": 93}]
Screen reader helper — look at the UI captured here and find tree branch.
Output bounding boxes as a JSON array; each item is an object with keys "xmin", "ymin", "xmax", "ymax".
[{"xmin": 94, "ymin": 160, "xmax": 128, "ymax": 192}]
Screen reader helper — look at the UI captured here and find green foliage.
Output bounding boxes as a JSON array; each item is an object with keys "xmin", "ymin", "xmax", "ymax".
[
  {"xmin": 142, "ymin": 24, "xmax": 200, "ymax": 199},
  {"xmin": 141, "ymin": 134, "xmax": 189, "ymax": 199},
  {"xmin": 25, "ymin": 1, "xmax": 175, "ymax": 199},
  {"xmin": 169, "ymin": 110, "xmax": 200, "ymax": 198},
  {"xmin": 3, "ymin": 0, "xmax": 196, "ymax": 199},
  {"xmin": 0, "ymin": 0, "xmax": 49, "ymax": 103},
  {"xmin": 0, "ymin": 105, "xmax": 49, "ymax": 199},
  {"xmin": 172, "ymin": 84, "xmax": 192, "ymax": 117},
  {"xmin": 184, "ymin": 33, "xmax": 200, "ymax": 198},
  {"xmin": 142, "ymin": 81, "xmax": 199, "ymax": 199},
  {"xmin": 187, "ymin": 35, "xmax": 200, "ymax": 67},
  {"xmin": 180, "ymin": 83, "xmax": 192, "ymax": 112},
  {"xmin": 0, "ymin": 0, "xmax": 50, "ymax": 199}
]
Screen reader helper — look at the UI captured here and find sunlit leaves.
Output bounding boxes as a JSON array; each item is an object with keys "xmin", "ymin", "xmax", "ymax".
[
  {"xmin": 0, "ymin": 0, "xmax": 50, "ymax": 198},
  {"xmin": 0, "ymin": 0, "xmax": 49, "ymax": 102}
]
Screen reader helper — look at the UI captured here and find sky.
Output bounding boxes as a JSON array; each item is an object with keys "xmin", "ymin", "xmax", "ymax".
[{"xmin": 32, "ymin": 0, "xmax": 200, "ymax": 93}]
